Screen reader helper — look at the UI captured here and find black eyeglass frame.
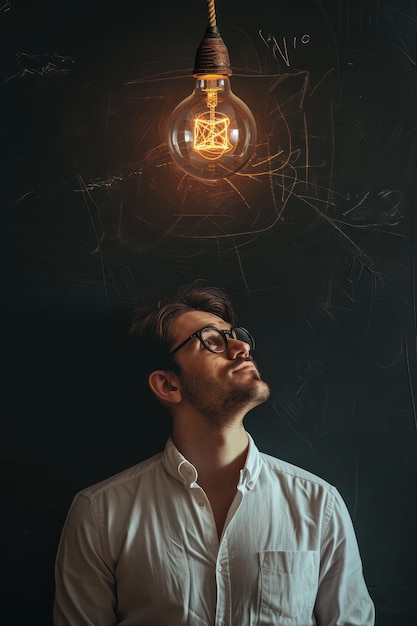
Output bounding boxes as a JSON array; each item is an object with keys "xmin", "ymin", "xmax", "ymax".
[{"xmin": 169, "ymin": 325, "xmax": 255, "ymax": 356}]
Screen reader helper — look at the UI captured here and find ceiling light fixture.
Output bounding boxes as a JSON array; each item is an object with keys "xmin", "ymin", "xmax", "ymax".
[{"xmin": 167, "ymin": 0, "xmax": 257, "ymax": 181}]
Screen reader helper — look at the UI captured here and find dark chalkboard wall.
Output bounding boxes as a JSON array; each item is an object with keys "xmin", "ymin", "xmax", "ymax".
[{"xmin": 1, "ymin": 0, "xmax": 417, "ymax": 624}]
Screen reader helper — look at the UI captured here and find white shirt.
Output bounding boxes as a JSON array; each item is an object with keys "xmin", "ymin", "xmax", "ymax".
[{"xmin": 54, "ymin": 434, "xmax": 375, "ymax": 625}]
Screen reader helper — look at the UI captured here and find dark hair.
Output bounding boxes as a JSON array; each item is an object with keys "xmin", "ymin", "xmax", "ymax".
[
  {"xmin": 128, "ymin": 282, "xmax": 236, "ymax": 372},
  {"xmin": 131, "ymin": 282, "xmax": 235, "ymax": 343}
]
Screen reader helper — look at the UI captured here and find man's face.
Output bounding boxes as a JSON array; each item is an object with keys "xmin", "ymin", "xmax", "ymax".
[{"xmin": 168, "ymin": 310, "xmax": 270, "ymax": 425}]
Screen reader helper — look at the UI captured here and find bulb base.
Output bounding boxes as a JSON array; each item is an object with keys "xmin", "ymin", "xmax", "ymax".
[{"xmin": 193, "ymin": 26, "xmax": 232, "ymax": 77}]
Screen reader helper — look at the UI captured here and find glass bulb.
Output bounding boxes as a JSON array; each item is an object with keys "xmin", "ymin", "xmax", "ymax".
[{"xmin": 167, "ymin": 76, "xmax": 256, "ymax": 181}]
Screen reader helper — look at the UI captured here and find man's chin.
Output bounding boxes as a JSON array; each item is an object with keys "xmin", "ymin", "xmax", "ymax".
[
  {"xmin": 255, "ymin": 381, "xmax": 271, "ymax": 404},
  {"xmin": 242, "ymin": 378, "xmax": 270, "ymax": 406}
]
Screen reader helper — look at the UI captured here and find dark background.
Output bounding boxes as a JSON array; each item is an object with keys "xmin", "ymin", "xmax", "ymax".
[{"xmin": 1, "ymin": 0, "xmax": 417, "ymax": 624}]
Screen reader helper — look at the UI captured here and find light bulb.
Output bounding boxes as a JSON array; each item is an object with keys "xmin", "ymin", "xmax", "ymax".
[{"xmin": 167, "ymin": 26, "xmax": 257, "ymax": 181}]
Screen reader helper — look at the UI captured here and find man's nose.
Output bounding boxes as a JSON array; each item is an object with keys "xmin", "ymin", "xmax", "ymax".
[{"xmin": 227, "ymin": 337, "xmax": 251, "ymax": 359}]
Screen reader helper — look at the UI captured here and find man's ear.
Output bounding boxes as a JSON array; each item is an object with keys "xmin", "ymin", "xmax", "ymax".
[{"xmin": 148, "ymin": 370, "xmax": 182, "ymax": 405}]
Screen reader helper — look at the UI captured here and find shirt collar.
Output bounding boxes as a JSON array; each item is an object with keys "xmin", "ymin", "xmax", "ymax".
[
  {"xmin": 238, "ymin": 432, "xmax": 262, "ymax": 491},
  {"xmin": 161, "ymin": 432, "xmax": 262, "ymax": 490}
]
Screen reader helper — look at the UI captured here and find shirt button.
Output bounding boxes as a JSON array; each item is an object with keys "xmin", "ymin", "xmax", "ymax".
[
  {"xmin": 198, "ymin": 501, "xmax": 205, "ymax": 507},
  {"xmin": 247, "ymin": 480, "xmax": 254, "ymax": 489},
  {"xmin": 217, "ymin": 564, "xmax": 222, "ymax": 572}
]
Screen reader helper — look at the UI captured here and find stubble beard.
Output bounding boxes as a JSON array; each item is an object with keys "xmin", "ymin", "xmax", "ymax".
[{"xmin": 179, "ymin": 367, "xmax": 270, "ymax": 427}]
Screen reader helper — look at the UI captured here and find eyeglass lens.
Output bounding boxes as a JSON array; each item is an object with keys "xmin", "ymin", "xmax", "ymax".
[
  {"xmin": 232, "ymin": 327, "xmax": 254, "ymax": 347},
  {"xmin": 200, "ymin": 327, "xmax": 253, "ymax": 353}
]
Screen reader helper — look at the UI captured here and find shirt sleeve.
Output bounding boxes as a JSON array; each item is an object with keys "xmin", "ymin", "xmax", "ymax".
[
  {"xmin": 315, "ymin": 488, "xmax": 375, "ymax": 626},
  {"xmin": 53, "ymin": 493, "xmax": 118, "ymax": 626}
]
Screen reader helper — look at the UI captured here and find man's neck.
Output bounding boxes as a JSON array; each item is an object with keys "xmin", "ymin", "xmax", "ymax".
[{"xmin": 172, "ymin": 420, "xmax": 249, "ymax": 489}]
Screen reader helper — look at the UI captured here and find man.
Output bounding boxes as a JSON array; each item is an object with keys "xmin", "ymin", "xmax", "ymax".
[{"xmin": 53, "ymin": 282, "xmax": 375, "ymax": 625}]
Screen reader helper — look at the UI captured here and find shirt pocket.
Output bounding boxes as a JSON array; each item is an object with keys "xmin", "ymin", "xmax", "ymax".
[{"xmin": 258, "ymin": 550, "xmax": 318, "ymax": 622}]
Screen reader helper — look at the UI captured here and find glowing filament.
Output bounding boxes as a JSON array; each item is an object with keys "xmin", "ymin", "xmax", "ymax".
[{"xmin": 193, "ymin": 87, "xmax": 232, "ymax": 160}]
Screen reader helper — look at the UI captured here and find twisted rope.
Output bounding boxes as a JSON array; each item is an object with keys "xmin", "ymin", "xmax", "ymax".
[{"xmin": 207, "ymin": 0, "xmax": 217, "ymax": 27}]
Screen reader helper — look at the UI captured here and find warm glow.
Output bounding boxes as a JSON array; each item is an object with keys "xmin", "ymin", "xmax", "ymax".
[
  {"xmin": 193, "ymin": 86, "xmax": 232, "ymax": 159},
  {"xmin": 167, "ymin": 74, "xmax": 257, "ymax": 180}
]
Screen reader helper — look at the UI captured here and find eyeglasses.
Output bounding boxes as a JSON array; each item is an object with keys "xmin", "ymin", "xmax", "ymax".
[{"xmin": 170, "ymin": 325, "xmax": 255, "ymax": 355}]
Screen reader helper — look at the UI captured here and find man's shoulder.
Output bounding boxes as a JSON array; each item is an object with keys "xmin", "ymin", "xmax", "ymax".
[
  {"xmin": 259, "ymin": 450, "xmax": 336, "ymax": 493},
  {"xmin": 78, "ymin": 451, "xmax": 164, "ymax": 499}
]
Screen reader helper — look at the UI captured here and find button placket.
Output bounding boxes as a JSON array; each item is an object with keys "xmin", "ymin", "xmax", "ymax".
[{"xmin": 215, "ymin": 549, "xmax": 231, "ymax": 626}]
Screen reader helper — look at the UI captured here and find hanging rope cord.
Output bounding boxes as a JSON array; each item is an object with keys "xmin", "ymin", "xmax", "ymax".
[{"xmin": 207, "ymin": 0, "xmax": 217, "ymax": 27}]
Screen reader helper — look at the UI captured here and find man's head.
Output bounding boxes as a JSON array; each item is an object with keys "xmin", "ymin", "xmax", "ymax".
[
  {"xmin": 130, "ymin": 282, "xmax": 270, "ymax": 425},
  {"xmin": 129, "ymin": 282, "xmax": 236, "ymax": 353}
]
